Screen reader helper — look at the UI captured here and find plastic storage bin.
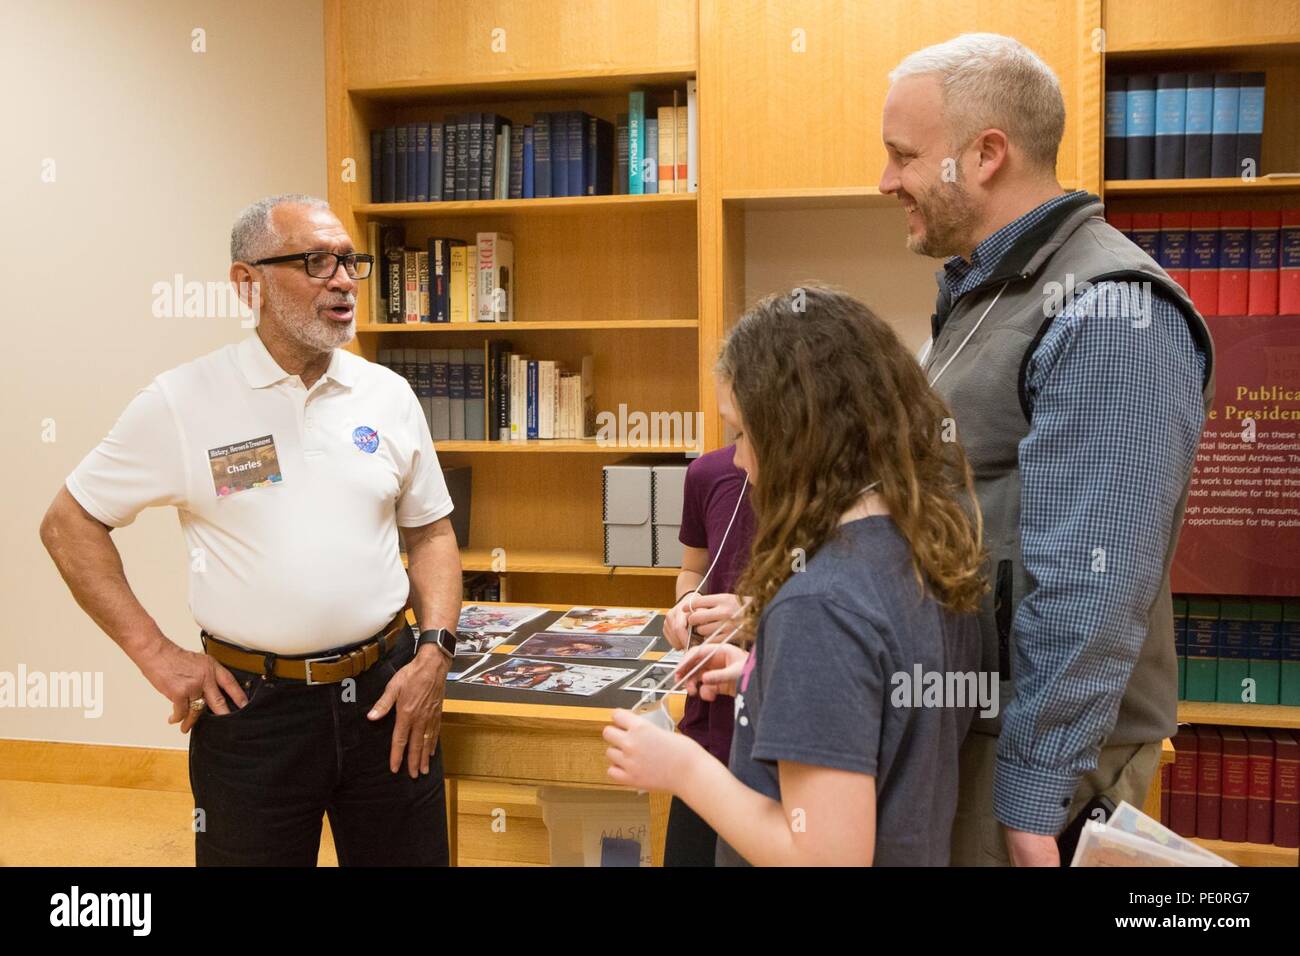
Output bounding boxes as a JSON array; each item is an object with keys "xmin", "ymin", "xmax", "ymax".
[{"xmin": 537, "ymin": 786, "xmax": 652, "ymax": 867}]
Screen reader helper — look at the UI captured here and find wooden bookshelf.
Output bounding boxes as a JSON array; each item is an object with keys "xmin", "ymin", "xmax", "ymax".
[
  {"xmin": 1190, "ymin": 837, "xmax": 1299, "ymax": 867},
  {"xmin": 326, "ymin": 0, "xmax": 699, "ymax": 606},
  {"xmin": 1178, "ymin": 702, "xmax": 1300, "ymax": 730}
]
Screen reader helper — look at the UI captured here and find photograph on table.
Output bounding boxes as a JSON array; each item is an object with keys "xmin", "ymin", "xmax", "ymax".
[
  {"xmin": 457, "ymin": 604, "xmax": 549, "ymax": 634},
  {"xmin": 462, "ymin": 657, "xmax": 630, "ymax": 696},
  {"xmin": 448, "ymin": 654, "xmax": 490, "ymax": 681},
  {"xmin": 510, "ymin": 631, "xmax": 657, "ymax": 660},
  {"xmin": 455, "ymin": 631, "xmax": 511, "ymax": 655},
  {"xmin": 622, "ymin": 662, "xmax": 685, "ymax": 696},
  {"xmin": 548, "ymin": 606, "xmax": 658, "ymax": 636}
]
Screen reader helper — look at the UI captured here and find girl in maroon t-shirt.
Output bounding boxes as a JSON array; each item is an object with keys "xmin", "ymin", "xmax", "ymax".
[{"xmin": 662, "ymin": 444, "xmax": 754, "ymax": 866}]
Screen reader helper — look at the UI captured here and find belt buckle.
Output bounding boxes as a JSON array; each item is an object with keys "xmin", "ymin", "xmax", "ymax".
[{"xmin": 303, "ymin": 653, "xmax": 342, "ymax": 686}]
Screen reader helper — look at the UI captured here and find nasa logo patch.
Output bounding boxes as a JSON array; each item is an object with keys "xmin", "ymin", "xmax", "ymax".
[{"xmin": 351, "ymin": 425, "xmax": 380, "ymax": 454}]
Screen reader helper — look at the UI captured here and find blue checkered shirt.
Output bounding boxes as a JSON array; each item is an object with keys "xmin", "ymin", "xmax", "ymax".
[{"xmin": 942, "ymin": 191, "xmax": 1208, "ymax": 835}]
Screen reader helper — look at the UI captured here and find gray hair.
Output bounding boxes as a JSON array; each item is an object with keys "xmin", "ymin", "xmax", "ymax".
[
  {"xmin": 889, "ymin": 33, "xmax": 1065, "ymax": 172},
  {"xmin": 230, "ymin": 193, "xmax": 332, "ymax": 263}
]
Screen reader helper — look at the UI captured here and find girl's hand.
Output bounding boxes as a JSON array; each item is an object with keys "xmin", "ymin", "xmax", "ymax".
[
  {"xmin": 686, "ymin": 592, "xmax": 743, "ymax": 637},
  {"xmin": 675, "ymin": 642, "xmax": 748, "ymax": 701},
  {"xmin": 604, "ymin": 709, "xmax": 701, "ymax": 792},
  {"xmin": 663, "ymin": 593, "xmax": 694, "ymax": 650}
]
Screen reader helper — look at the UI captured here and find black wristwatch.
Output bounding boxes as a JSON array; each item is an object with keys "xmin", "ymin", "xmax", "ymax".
[{"xmin": 415, "ymin": 627, "xmax": 457, "ymax": 661}]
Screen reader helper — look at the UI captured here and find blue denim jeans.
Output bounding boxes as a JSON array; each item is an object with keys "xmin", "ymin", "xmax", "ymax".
[{"xmin": 188, "ymin": 633, "xmax": 448, "ymax": 866}]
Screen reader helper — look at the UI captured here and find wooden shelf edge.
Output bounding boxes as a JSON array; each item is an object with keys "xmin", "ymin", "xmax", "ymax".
[
  {"xmin": 1106, "ymin": 37, "xmax": 1300, "ymax": 58},
  {"xmin": 349, "ymin": 64, "xmax": 697, "ymax": 100},
  {"xmin": 1189, "ymin": 836, "xmax": 1299, "ymax": 867},
  {"xmin": 459, "ymin": 549, "xmax": 679, "ymax": 577},
  {"xmin": 1177, "ymin": 701, "xmax": 1300, "ymax": 730},
  {"xmin": 1104, "ymin": 177, "xmax": 1300, "ymax": 195},
  {"xmin": 357, "ymin": 319, "xmax": 699, "ymax": 333},
  {"xmin": 354, "ymin": 192, "xmax": 696, "ymax": 218}
]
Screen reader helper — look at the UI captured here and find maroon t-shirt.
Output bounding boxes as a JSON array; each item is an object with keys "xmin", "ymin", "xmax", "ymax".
[{"xmin": 677, "ymin": 445, "xmax": 755, "ymax": 763}]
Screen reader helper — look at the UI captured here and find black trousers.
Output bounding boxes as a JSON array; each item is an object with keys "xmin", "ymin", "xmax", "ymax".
[
  {"xmin": 188, "ymin": 634, "xmax": 448, "ymax": 866},
  {"xmin": 664, "ymin": 796, "xmax": 718, "ymax": 867}
]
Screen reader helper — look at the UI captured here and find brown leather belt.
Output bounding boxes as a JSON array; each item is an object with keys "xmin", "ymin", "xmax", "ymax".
[{"xmin": 201, "ymin": 606, "xmax": 411, "ymax": 685}]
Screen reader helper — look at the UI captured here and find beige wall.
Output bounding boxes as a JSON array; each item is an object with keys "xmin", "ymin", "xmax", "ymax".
[
  {"xmin": 0, "ymin": 1, "xmax": 325, "ymax": 748},
  {"xmin": 744, "ymin": 207, "xmax": 942, "ymax": 353}
]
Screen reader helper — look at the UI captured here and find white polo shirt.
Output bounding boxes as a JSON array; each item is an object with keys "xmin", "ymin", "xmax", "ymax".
[{"xmin": 66, "ymin": 334, "xmax": 453, "ymax": 654}]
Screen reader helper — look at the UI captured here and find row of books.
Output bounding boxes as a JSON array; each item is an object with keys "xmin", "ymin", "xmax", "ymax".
[
  {"xmin": 1162, "ymin": 724, "xmax": 1298, "ymax": 848},
  {"xmin": 1173, "ymin": 597, "xmax": 1300, "ymax": 706},
  {"xmin": 368, "ymin": 224, "xmax": 514, "ymax": 324},
  {"xmin": 368, "ymin": 83, "xmax": 698, "ymax": 203},
  {"xmin": 1106, "ymin": 210, "xmax": 1299, "ymax": 317},
  {"xmin": 463, "ymin": 572, "xmax": 501, "ymax": 603},
  {"xmin": 380, "ymin": 344, "xmax": 596, "ymax": 442},
  {"xmin": 1105, "ymin": 72, "xmax": 1266, "ymax": 181}
]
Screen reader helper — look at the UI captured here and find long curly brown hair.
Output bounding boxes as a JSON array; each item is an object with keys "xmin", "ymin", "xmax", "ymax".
[{"xmin": 717, "ymin": 286, "xmax": 986, "ymax": 632}]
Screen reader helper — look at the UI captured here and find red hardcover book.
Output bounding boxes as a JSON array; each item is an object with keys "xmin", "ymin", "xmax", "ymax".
[
  {"xmin": 1159, "ymin": 212, "xmax": 1192, "ymax": 294},
  {"xmin": 1272, "ymin": 729, "xmax": 1299, "ymax": 849},
  {"xmin": 1281, "ymin": 208, "xmax": 1300, "ymax": 315},
  {"xmin": 1130, "ymin": 212, "xmax": 1161, "ymax": 263},
  {"xmin": 1247, "ymin": 209, "xmax": 1281, "ymax": 316},
  {"xmin": 1218, "ymin": 211, "xmax": 1251, "ymax": 315},
  {"xmin": 1245, "ymin": 728, "xmax": 1275, "ymax": 844},
  {"xmin": 1220, "ymin": 726, "xmax": 1250, "ymax": 843},
  {"xmin": 1194, "ymin": 725, "xmax": 1222, "ymax": 839},
  {"xmin": 1160, "ymin": 762, "xmax": 1172, "ymax": 826},
  {"xmin": 1188, "ymin": 211, "xmax": 1220, "ymax": 317},
  {"xmin": 1106, "ymin": 210, "xmax": 1133, "ymax": 238},
  {"xmin": 1170, "ymin": 726, "xmax": 1199, "ymax": 837}
]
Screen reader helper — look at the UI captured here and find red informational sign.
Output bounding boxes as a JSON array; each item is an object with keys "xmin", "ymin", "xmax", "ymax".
[{"xmin": 1173, "ymin": 314, "xmax": 1300, "ymax": 595}]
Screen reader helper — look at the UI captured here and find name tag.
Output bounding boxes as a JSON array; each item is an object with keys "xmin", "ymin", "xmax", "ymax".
[{"xmin": 208, "ymin": 434, "xmax": 284, "ymax": 497}]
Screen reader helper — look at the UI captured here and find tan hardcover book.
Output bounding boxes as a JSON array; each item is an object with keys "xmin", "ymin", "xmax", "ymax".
[
  {"xmin": 657, "ymin": 106, "xmax": 674, "ymax": 194},
  {"xmin": 675, "ymin": 104, "xmax": 688, "ymax": 192}
]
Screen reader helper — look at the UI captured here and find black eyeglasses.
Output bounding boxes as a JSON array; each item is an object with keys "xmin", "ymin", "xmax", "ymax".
[{"xmin": 250, "ymin": 251, "xmax": 374, "ymax": 280}]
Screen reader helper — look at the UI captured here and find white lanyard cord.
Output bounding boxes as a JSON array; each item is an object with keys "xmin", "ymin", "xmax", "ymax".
[
  {"xmin": 685, "ymin": 475, "xmax": 749, "ymax": 613},
  {"xmin": 924, "ymin": 281, "xmax": 1008, "ymax": 388}
]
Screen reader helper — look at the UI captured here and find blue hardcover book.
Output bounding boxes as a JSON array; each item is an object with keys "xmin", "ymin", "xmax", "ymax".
[
  {"xmin": 1184, "ymin": 72, "xmax": 1214, "ymax": 178},
  {"xmin": 1235, "ymin": 71, "xmax": 1265, "ymax": 176},
  {"xmin": 526, "ymin": 360, "xmax": 539, "ymax": 439},
  {"xmin": 523, "ymin": 125, "xmax": 535, "ymax": 198},
  {"xmin": 551, "ymin": 111, "xmax": 568, "ymax": 198},
  {"xmin": 1130, "ymin": 213, "xmax": 1160, "ymax": 260},
  {"xmin": 413, "ymin": 350, "xmax": 433, "ymax": 432},
  {"xmin": 533, "ymin": 113, "xmax": 552, "ymax": 198},
  {"xmin": 568, "ymin": 111, "xmax": 585, "ymax": 198},
  {"xmin": 480, "ymin": 113, "xmax": 499, "ymax": 200},
  {"xmin": 1216, "ymin": 601, "xmax": 1252, "ymax": 704},
  {"xmin": 1185, "ymin": 599, "xmax": 1219, "ymax": 703},
  {"xmin": 1154, "ymin": 73, "xmax": 1186, "ymax": 180},
  {"xmin": 381, "ymin": 126, "xmax": 397, "ymax": 203},
  {"xmin": 406, "ymin": 124, "xmax": 420, "ymax": 202},
  {"xmin": 414, "ymin": 123, "xmax": 430, "ymax": 202},
  {"xmin": 1104, "ymin": 74, "xmax": 1126, "ymax": 181},
  {"xmin": 442, "ymin": 116, "xmax": 458, "ymax": 200},
  {"xmin": 644, "ymin": 117, "xmax": 658, "ymax": 194},
  {"xmin": 628, "ymin": 91, "xmax": 645, "ymax": 194},
  {"xmin": 455, "ymin": 114, "xmax": 471, "ymax": 201},
  {"xmin": 429, "ymin": 122, "xmax": 444, "ymax": 202},
  {"xmin": 394, "ymin": 124, "xmax": 409, "ymax": 202},
  {"xmin": 509, "ymin": 125, "xmax": 524, "ymax": 199},
  {"xmin": 448, "ymin": 349, "xmax": 466, "ymax": 441},
  {"xmin": 1158, "ymin": 213, "xmax": 1191, "ymax": 276},
  {"xmin": 1124, "ymin": 74, "xmax": 1155, "ymax": 180},
  {"xmin": 1210, "ymin": 72, "xmax": 1240, "ymax": 178},
  {"xmin": 465, "ymin": 113, "xmax": 483, "ymax": 201},
  {"xmin": 587, "ymin": 115, "xmax": 613, "ymax": 195},
  {"xmin": 1174, "ymin": 596, "xmax": 1188, "ymax": 700},
  {"xmin": 370, "ymin": 129, "xmax": 383, "ymax": 202},
  {"xmin": 426, "ymin": 238, "xmax": 457, "ymax": 323}
]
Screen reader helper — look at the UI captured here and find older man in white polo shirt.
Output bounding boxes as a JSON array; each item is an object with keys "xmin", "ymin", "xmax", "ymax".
[{"xmin": 40, "ymin": 194, "xmax": 463, "ymax": 866}]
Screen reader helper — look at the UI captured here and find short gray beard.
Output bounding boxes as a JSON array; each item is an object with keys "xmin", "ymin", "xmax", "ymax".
[
  {"xmin": 262, "ymin": 271, "xmax": 354, "ymax": 353},
  {"xmin": 907, "ymin": 178, "xmax": 981, "ymax": 259}
]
